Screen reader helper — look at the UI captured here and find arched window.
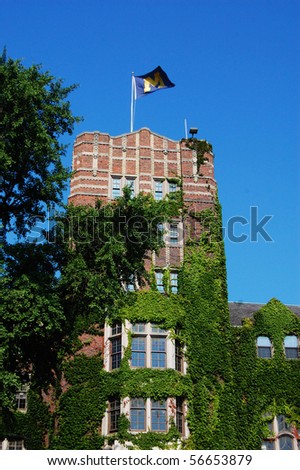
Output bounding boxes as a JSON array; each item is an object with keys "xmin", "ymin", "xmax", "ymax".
[
  {"xmin": 257, "ymin": 336, "xmax": 272, "ymax": 358},
  {"xmin": 262, "ymin": 415, "xmax": 299, "ymax": 450},
  {"xmin": 284, "ymin": 335, "xmax": 299, "ymax": 359}
]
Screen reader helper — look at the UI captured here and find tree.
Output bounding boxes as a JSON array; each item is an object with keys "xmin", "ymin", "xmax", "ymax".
[{"xmin": 0, "ymin": 52, "xmax": 81, "ymax": 236}]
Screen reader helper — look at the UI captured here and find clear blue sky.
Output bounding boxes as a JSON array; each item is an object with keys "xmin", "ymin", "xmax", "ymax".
[{"xmin": 2, "ymin": 0, "xmax": 299, "ymax": 305}]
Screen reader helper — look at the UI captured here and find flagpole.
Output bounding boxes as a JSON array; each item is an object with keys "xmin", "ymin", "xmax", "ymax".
[{"xmin": 130, "ymin": 72, "xmax": 135, "ymax": 133}]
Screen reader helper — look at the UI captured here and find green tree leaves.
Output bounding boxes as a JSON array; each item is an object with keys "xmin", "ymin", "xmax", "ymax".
[{"xmin": 0, "ymin": 55, "xmax": 81, "ymax": 235}]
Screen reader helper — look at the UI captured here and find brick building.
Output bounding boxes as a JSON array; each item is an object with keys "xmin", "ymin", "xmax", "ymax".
[{"xmin": 69, "ymin": 127, "xmax": 215, "ymax": 270}]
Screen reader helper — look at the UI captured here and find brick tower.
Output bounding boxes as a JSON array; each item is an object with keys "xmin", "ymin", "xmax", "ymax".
[{"xmin": 69, "ymin": 127, "xmax": 217, "ymax": 447}]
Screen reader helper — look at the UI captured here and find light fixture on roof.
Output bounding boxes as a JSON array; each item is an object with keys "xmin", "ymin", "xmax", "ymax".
[{"xmin": 189, "ymin": 127, "xmax": 198, "ymax": 137}]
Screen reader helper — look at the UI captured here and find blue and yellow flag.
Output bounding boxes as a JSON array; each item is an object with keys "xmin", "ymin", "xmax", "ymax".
[{"xmin": 134, "ymin": 66, "xmax": 175, "ymax": 99}]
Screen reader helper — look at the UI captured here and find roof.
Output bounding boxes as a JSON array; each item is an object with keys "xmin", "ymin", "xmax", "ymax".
[{"xmin": 229, "ymin": 302, "xmax": 300, "ymax": 326}]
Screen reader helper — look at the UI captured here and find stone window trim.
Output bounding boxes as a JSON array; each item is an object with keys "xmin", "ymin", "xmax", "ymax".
[
  {"xmin": 153, "ymin": 179, "xmax": 178, "ymax": 200},
  {"xmin": 110, "ymin": 175, "xmax": 137, "ymax": 199},
  {"xmin": 262, "ymin": 415, "xmax": 300, "ymax": 450},
  {"xmin": 102, "ymin": 397, "xmax": 189, "ymax": 437},
  {"xmin": 104, "ymin": 321, "xmax": 187, "ymax": 373}
]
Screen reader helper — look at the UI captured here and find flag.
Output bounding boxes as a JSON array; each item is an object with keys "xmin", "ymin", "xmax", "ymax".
[{"xmin": 134, "ymin": 66, "xmax": 175, "ymax": 99}]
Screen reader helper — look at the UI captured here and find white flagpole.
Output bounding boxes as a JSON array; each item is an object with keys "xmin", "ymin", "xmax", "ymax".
[{"xmin": 130, "ymin": 72, "xmax": 135, "ymax": 133}]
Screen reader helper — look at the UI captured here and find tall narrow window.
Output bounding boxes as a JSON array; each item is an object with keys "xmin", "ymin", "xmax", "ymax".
[
  {"xmin": 175, "ymin": 339, "xmax": 183, "ymax": 372},
  {"xmin": 168, "ymin": 182, "xmax": 177, "ymax": 193},
  {"xmin": 176, "ymin": 397, "xmax": 184, "ymax": 434},
  {"xmin": 112, "ymin": 177, "xmax": 121, "ymax": 198},
  {"xmin": 284, "ymin": 336, "xmax": 299, "ymax": 359},
  {"xmin": 110, "ymin": 323, "xmax": 122, "ymax": 370},
  {"xmin": 131, "ymin": 337, "xmax": 146, "ymax": 367},
  {"xmin": 257, "ymin": 336, "xmax": 272, "ymax": 358},
  {"xmin": 108, "ymin": 398, "xmax": 120, "ymax": 433},
  {"xmin": 130, "ymin": 398, "xmax": 146, "ymax": 431},
  {"xmin": 151, "ymin": 337, "xmax": 166, "ymax": 368},
  {"xmin": 155, "ymin": 272, "xmax": 164, "ymax": 293},
  {"xmin": 16, "ymin": 392, "xmax": 27, "ymax": 411},
  {"xmin": 170, "ymin": 272, "xmax": 178, "ymax": 293},
  {"xmin": 126, "ymin": 274, "xmax": 135, "ymax": 292},
  {"xmin": 154, "ymin": 180, "xmax": 163, "ymax": 200},
  {"xmin": 125, "ymin": 178, "xmax": 135, "ymax": 197},
  {"xmin": 169, "ymin": 224, "xmax": 179, "ymax": 244},
  {"xmin": 151, "ymin": 400, "xmax": 167, "ymax": 431}
]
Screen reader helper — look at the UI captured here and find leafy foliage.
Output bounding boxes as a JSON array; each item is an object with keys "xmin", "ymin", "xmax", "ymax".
[{"xmin": 0, "ymin": 54, "xmax": 81, "ymax": 235}]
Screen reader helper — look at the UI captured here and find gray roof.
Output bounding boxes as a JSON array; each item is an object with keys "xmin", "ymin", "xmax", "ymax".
[{"xmin": 229, "ymin": 302, "xmax": 300, "ymax": 326}]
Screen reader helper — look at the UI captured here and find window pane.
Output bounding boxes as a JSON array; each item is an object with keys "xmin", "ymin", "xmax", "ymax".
[
  {"xmin": 176, "ymin": 397, "xmax": 184, "ymax": 434},
  {"xmin": 151, "ymin": 400, "xmax": 167, "ymax": 431},
  {"xmin": 257, "ymin": 336, "xmax": 271, "ymax": 347},
  {"xmin": 284, "ymin": 336, "xmax": 298, "ymax": 359},
  {"xmin": 112, "ymin": 178, "xmax": 121, "ymax": 198},
  {"xmin": 258, "ymin": 346, "xmax": 272, "ymax": 358},
  {"xmin": 132, "ymin": 323, "xmax": 146, "ymax": 333},
  {"xmin": 112, "ymin": 324, "xmax": 122, "ymax": 336},
  {"xmin": 277, "ymin": 415, "xmax": 291, "ymax": 433},
  {"xmin": 152, "ymin": 337, "xmax": 166, "ymax": 351},
  {"xmin": 131, "ymin": 337, "xmax": 146, "ymax": 367},
  {"xmin": 155, "ymin": 181, "xmax": 163, "ymax": 200},
  {"xmin": 169, "ymin": 182, "xmax": 177, "ymax": 192},
  {"xmin": 284, "ymin": 336, "xmax": 298, "ymax": 347},
  {"xmin": 155, "ymin": 272, "xmax": 164, "ymax": 293},
  {"xmin": 262, "ymin": 440, "xmax": 275, "ymax": 450},
  {"xmin": 152, "ymin": 353, "xmax": 166, "ymax": 368},
  {"xmin": 279, "ymin": 435, "xmax": 294, "ymax": 450},
  {"xmin": 108, "ymin": 398, "xmax": 120, "ymax": 433},
  {"xmin": 169, "ymin": 224, "xmax": 178, "ymax": 244},
  {"xmin": 175, "ymin": 339, "xmax": 183, "ymax": 372},
  {"xmin": 170, "ymin": 272, "xmax": 178, "ymax": 293},
  {"xmin": 126, "ymin": 178, "xmax": 135, "ymax": 197},
  {"xmin": 130, "ymin": 399, "xmax": 146, "ymax": 431},
  {"xmin": 151, "ymin": 325, "xmax": 167, "ymax": 334}
]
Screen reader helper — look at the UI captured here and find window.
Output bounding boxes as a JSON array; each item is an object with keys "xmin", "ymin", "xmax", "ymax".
[
  {"xmin": 175, "ymin": 339, "xmax": 184, "ymax": 372},
  {"xmin": 131, "ymin": 337, "xmax": 146, "ymax": 367},
  {"xmin": 8, "ymin": 441, "xmax": 23, "ymax": 450},
  {"xmin": 257, "ymin": 336, "xmax": 272, "ymax": 358},
  {"xmin": 112, "ymin": 177, "xmax": 121, "ymax": 198},
  {"xmin": 130, "ymin": 398, "xmax": 146, "ymax": 431},
  {"xmin": 169, "ymin": 224, "xmax": 179, "ymax": 244},
  {"xmin": 125, "ymin": 178, "xmax": 135, "ymax": 197},
  {"xmin": 168, "ymin": 182, "xmax": 177, "ymax": 193},
  {"xmin": 132, "ymin": 323, "xmax": 146, "ymax": 333},
  {"xmin": 151, "ymin": 325, "xmax": 168, "ymax": 334},
  {"xmin": 16, "ymin": 392, "xmax": 27, "ymax": 411},
  {"xmin": 262, "ymin": 415, "xmax": 299, "ymax": 450},
  {"xmin": 176, "ymin": 397, "xmax": 184, "ymax": 434},
  {"xmin": 155, "ymin": 271, "xmax": 164, "ymax": 293},
  {"xmin": 154, "ymin": 180, "xmax": 163, "ymax": 200},
  {"xmin": 170, "ymin": 272, "xmax": 178, "ymax": 294},
  {"xmin": 111, "ymin": 323, "xmax": 122, "ymax": 336},
  {"xmin": 110, "ymin": 323, "xmax": 122, "ymax": 370},
  {"xmin": 112, "ymin": 176, "xmax": 136, "ymax": 199},
  {"xmin": 151, "ymin": 336, "xmax": 166, "ymax": 368},
  {"xmin": 126, "ymin": 274, "xmax": 135, "ymax": 292},
  {"xmin": 284, "ymin": 335, "xmax": 299, "ymax": 359},
  {"xmin": 108, "ymin": 398, "xmax": 120, "ymax": 433},
  {"xmin": 130, "ymin": 323, "xmax": 169, "ymax": 370},
  {"xmin": 151, "ymin": 400, "xmax": 167, "ymax": 431}
]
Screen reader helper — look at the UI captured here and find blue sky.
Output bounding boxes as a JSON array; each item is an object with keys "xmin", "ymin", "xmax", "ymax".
[{"xmin": 1, "ymin": 0, "xmax": 299, "ymax": 305}]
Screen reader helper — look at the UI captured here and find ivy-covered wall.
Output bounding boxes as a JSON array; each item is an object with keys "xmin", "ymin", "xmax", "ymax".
[{"xmin": 1, "ymin": 141, "xmax": 299, "ymax": 451}]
